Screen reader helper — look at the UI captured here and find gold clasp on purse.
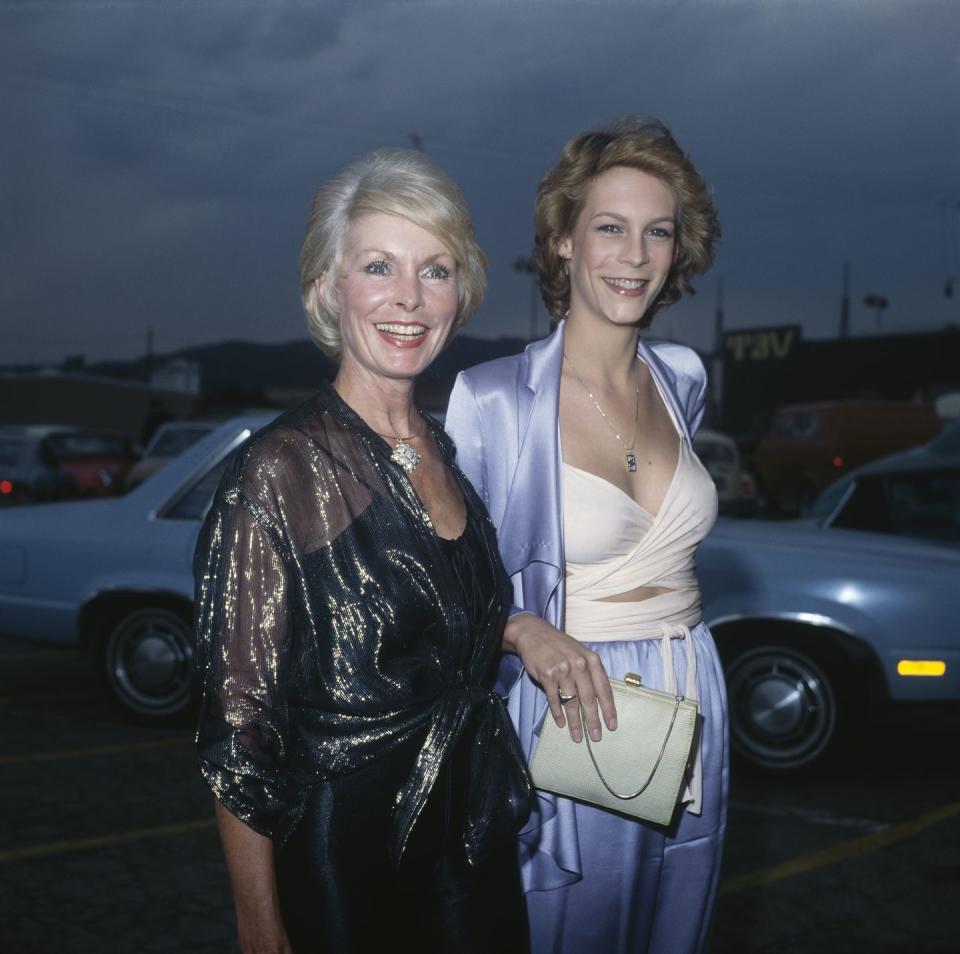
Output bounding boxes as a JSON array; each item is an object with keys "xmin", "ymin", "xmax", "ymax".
[{"xmin": 624, "ymin": 673, "xmax": 642, "ymax": 687}]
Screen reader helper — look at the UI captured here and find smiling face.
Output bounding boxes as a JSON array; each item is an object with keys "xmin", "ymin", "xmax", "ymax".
[
  {"xmin": 324, "ymin": 212, "xmax": 460, "ymax": 384},
  {"xmin": 559, "ymin": 165, "xmax": 677, "ymax": 330}
]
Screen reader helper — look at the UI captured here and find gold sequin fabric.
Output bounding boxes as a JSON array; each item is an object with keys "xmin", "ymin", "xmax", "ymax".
[{"xmin": 193, "ymin": 382, "xmax": 532, "ymax": 864}]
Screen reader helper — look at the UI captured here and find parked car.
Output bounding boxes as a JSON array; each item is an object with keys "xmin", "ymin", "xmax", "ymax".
[
  {"xmin": 1, "ymin": 414, "xmax": 957, "ymax": 776},
  {"xmin": 692, "ymin": 428, "xmax": 756, "ymax": 514},
  {"xmin": 0, "ymin": 426, "xmax": 136, "ymax": 503},
  {"xmin": 927, "ymin": 417, "xmax": 960, "ymax": 455},
  {"xmin": 0, "ymin": 416, "xmax": 271, "ymax": 718},
  {"xmin": 126, "ymin": 421, "xmax": 216, "ymax": 489},
  {"xmin": 699, "ymin": 517, "xmax": 958, "ymax": 771},
  {"xmin": 754, "ymin": 400, "xmax": 941, "ymax": 514},
  {"xmin": 809, "ymin": 435, "xmax": 960, "ymax": 546}
]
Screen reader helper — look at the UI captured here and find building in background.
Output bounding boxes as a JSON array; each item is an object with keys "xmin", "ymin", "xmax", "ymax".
[
  {"xmin": 0, "ymin": 372, "xmax": 198, "ymax": 444},
  {"xmin": 720, "ymin": 326, "xmax": 960, "ymax": 440}
]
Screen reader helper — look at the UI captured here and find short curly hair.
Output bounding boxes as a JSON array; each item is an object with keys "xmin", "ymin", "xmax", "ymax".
[
  {"xmin": 299, "ymin": 149, "xmax": 487, "ymax": 358},
  {"xmin": 534, "ymin": 117, "xmax": 720, "ymax": 325}
]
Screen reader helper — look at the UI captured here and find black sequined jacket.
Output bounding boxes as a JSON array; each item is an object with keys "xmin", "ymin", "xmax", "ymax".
[{"xmin": 193, "ymin": 384, "xmax": 532, "ymax": 864}]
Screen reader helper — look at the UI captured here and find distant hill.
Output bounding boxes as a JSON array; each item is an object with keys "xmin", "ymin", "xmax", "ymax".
[{"xmin": 84, "ymin": 333, "xmax": 531, "ymax": 402}]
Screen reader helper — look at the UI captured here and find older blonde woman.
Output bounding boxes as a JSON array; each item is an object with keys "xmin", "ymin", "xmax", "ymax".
[
  {"xmin": 447, "ymin": 119, "xmax": 728, "ymax": 953},
  {"xmin": 194, "ymin": 150, "xmax": 532, "ymax": 954}
]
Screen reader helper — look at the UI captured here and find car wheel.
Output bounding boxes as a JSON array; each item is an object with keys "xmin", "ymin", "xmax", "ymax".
[
  {"xmin": 725, "ymin": 645, "xmax": 838, "ymax": 770},
  {"xmin": 100, "ymin": 608, "xmax": 194, "ymax": 720}
]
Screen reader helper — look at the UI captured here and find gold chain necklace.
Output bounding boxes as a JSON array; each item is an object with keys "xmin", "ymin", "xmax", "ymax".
[{"xmin": 563, "ymin": 352, "xmax": 641, "ymax": 472}]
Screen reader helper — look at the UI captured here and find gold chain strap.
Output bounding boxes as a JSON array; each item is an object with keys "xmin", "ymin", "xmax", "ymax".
[{"xmin": 581, "ymin": 693, "xmax": 683, "ymax": 800}]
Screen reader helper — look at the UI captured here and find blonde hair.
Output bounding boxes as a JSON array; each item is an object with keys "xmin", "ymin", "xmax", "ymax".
[
  {"xmin": 299, "ymin": 149, "xmax": 486, "ymax": 357},
  {"xmin": 535, "ymin": 117, "xmax": 720, "ymax": 325}
]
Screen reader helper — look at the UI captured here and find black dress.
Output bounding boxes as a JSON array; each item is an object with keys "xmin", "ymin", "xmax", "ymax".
[{"xmin": 193, "ymin": 383, "xmax": 532, "ymax": 953}]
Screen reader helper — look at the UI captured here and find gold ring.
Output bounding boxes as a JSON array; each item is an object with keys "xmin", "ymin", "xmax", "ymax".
[{"xmin": 558, "ymin": 692, "xmax": 578, "ymax": 704}]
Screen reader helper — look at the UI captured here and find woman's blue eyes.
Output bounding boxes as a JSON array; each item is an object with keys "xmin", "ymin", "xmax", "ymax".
[
  {"xmin": 595, "ymin": 224, "xmax": 674, "ymax": 239},
  {"xmin": 363, "ymin": 261, "xmax": 450, "ymax": 278}
]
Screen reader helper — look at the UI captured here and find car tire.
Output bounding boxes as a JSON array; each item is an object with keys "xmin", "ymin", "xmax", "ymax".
[
  {"xmin": 99, "ymin": 607, "xmax": 194, "ymax": 721},
  {"xmin": 725, "ymin": 644, "xmax": 839, "ymax": 771}
]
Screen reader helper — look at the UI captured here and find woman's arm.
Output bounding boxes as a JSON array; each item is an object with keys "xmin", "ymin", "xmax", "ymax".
[
  {"xmin": 215, "ymin": 802, "xmax": 292, "ymax": 954},
  {"xmin": 504, "ymin": 611, "xmax": 617, "ymax": 743},
  {"xmin": 194, "ymin": 453, "xmax": 295, "ymax": 951},
  {"xmin": 448, "ymin": 369, "xmax": 617, "ymax": 741}
]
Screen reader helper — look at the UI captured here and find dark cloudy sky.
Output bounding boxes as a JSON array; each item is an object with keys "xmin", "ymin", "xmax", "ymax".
[{"xmin": 3, "ymin": 0, "xmax": 959, "ymax": 366}]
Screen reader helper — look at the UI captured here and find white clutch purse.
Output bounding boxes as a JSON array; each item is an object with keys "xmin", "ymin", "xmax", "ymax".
[{"xmin": 529, "ymin": 672, "xmax": 698, "ymax": 826}]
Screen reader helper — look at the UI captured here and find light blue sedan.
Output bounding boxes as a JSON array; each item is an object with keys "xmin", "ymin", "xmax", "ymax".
[
  {"xmin": 0, "ymin": 414, "xmax": 956, "ymax": 774},
  {"xmin": 699, "ymin": 516, "xmax": 958, "ymax": 770},
  {"xmin": 0, "ymin": 416, "xmax": 272, "ymax": 719}
]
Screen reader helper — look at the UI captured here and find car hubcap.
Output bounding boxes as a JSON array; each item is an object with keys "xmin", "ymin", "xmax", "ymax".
[
  {"xmin": 728, "ymin": 647, "xmax": 836, "ymax": 769},
  {"xmin": 107, "ymin": 610, "xmax": 192, "ymax": 716}
]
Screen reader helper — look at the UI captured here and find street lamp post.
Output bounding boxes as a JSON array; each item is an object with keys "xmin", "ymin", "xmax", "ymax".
[
  {"xmin": 863, "ymin": 293, "xmax": 889, "ymax": 331},
  {"xmin": 513, "ymin": 255, "xmax": 539, "ymax": 340}
]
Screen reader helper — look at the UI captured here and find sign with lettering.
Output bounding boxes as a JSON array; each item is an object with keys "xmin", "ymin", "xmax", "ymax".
[{"xmin": 724, "ymin": 326, "xmax": 801, "ymax": 362}]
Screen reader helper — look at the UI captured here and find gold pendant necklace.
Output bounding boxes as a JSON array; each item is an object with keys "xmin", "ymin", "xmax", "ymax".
[
  {"xmin": 563, "ymin": 352, "xmax": 641, "ymax": 473},
  {"xmin": 373, "ymin": 428, "xmax": 421, "ymax": 473},
  {"xmin": 389, "ymin": 439, "xmax": 421, "ymax": 473},
  {"xmin": 332, "ymin": 379, "xmax": 423, "ymax": 473},
  {"xmin": 381, "ymin": 433, "xmax": 421, "ymax": 473}
]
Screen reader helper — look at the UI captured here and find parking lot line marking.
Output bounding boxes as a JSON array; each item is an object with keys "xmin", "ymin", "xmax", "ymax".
[
  {"xmin": 0, "ymin": 818, "xmax": 217, "ymax": 865},
  {"xmin": 720, "ymin": 800, "xmax": 960, "ymax": 897},
  {"xmin": 728, "ymin": 800, "xmax": 889, "ymax": 833},
  {"xmin": 0, "ymin": 736, "xmax": 189, "ymax": 765}
]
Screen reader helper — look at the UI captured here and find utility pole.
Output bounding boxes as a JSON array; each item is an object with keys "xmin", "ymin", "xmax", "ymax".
[
  {"xmin": 940, "ymin": 200, "xmax": 960, "ymax": 299},
  {"xmin": 145, "ymin": 326, "xmax": 154, "ymax": 383},
  {"xmin": 863, "ymin": 293, "xmax": 888, "ymax": 331},
  {"xmin": 714, "ymin": 277, "xmax": 725, "ymax": 353},
  {"xmin": 712, "ymin": 278, "xmax": 725, "ymax": 427},
  {"xmin": 839, "ymin": 261, "xmax": 851, "ymax": 338}
]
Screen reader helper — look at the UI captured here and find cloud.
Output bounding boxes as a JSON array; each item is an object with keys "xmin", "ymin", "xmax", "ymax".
[{"xmin": 1, "ymin": 0, "xmax": 958, "ymax": 363}]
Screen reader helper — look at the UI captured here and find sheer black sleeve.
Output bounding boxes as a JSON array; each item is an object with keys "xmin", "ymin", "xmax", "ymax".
[{"xmin": 193, "ymin": 453, "xmax": 292, "ymax": 837}]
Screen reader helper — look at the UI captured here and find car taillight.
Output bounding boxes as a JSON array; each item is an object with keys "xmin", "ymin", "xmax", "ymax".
[{"xmin": 0, "ymin": 480, "xmax": 12, "ymax": 495}]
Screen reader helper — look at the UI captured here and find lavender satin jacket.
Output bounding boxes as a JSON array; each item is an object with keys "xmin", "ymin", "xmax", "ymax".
[{"xmin": 445, "ymin": 320, "xmax": 708, "ymax": 692}]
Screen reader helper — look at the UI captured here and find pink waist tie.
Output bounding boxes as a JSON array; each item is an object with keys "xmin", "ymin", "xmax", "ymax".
[
  {"xmin": 654, "ymin": 622, "xmax": 702, "ymax": 813},
  {"xmin": 656, "ymin": 621, "xmax": 698, "ymax": 702}
]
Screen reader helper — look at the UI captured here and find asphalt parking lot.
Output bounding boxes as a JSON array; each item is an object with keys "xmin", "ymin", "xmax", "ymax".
[{"xmin": 2, "ymin": 633, "xmax": 958, "ymax": 954}]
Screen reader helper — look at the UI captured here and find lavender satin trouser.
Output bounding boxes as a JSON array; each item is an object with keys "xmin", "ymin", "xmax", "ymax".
[{"xmin": 510, "ymin": 623, "xmax": 729, "ymax": 954}]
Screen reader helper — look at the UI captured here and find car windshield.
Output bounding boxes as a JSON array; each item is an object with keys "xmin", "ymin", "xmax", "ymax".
[
  {"xmin": 831, "ymin": 470, "xmax": 960, "ymax": 542},
  {"xmin": 45, "ymin": 434, "xmax": 128, "ymax": 460},
  {"xmin": 147, "ymin": 426, "xmax": 212, "ymax": 458},
  {"xmin": 928, "ymin": 420, "xmax": 960, "ymax": 455},
  {"xmin": 160, "ymin": 455, "xmax": 234, "ymax": 521},
  {"xmin": 0, "ymin": 439, "xmax": 23, "ymax": 468},
  {"xmin": 811, "ymin": 478, "xmax": 853, "ymax": 520}
]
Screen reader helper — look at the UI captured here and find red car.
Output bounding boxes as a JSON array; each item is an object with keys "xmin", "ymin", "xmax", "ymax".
[
  {"xmin": 0, "ymin": 426, "xmax": 137, "ymax": 502},
  {"xmin": 753, "ymin": 400, "xmax": 941, "ymax": 514}
]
